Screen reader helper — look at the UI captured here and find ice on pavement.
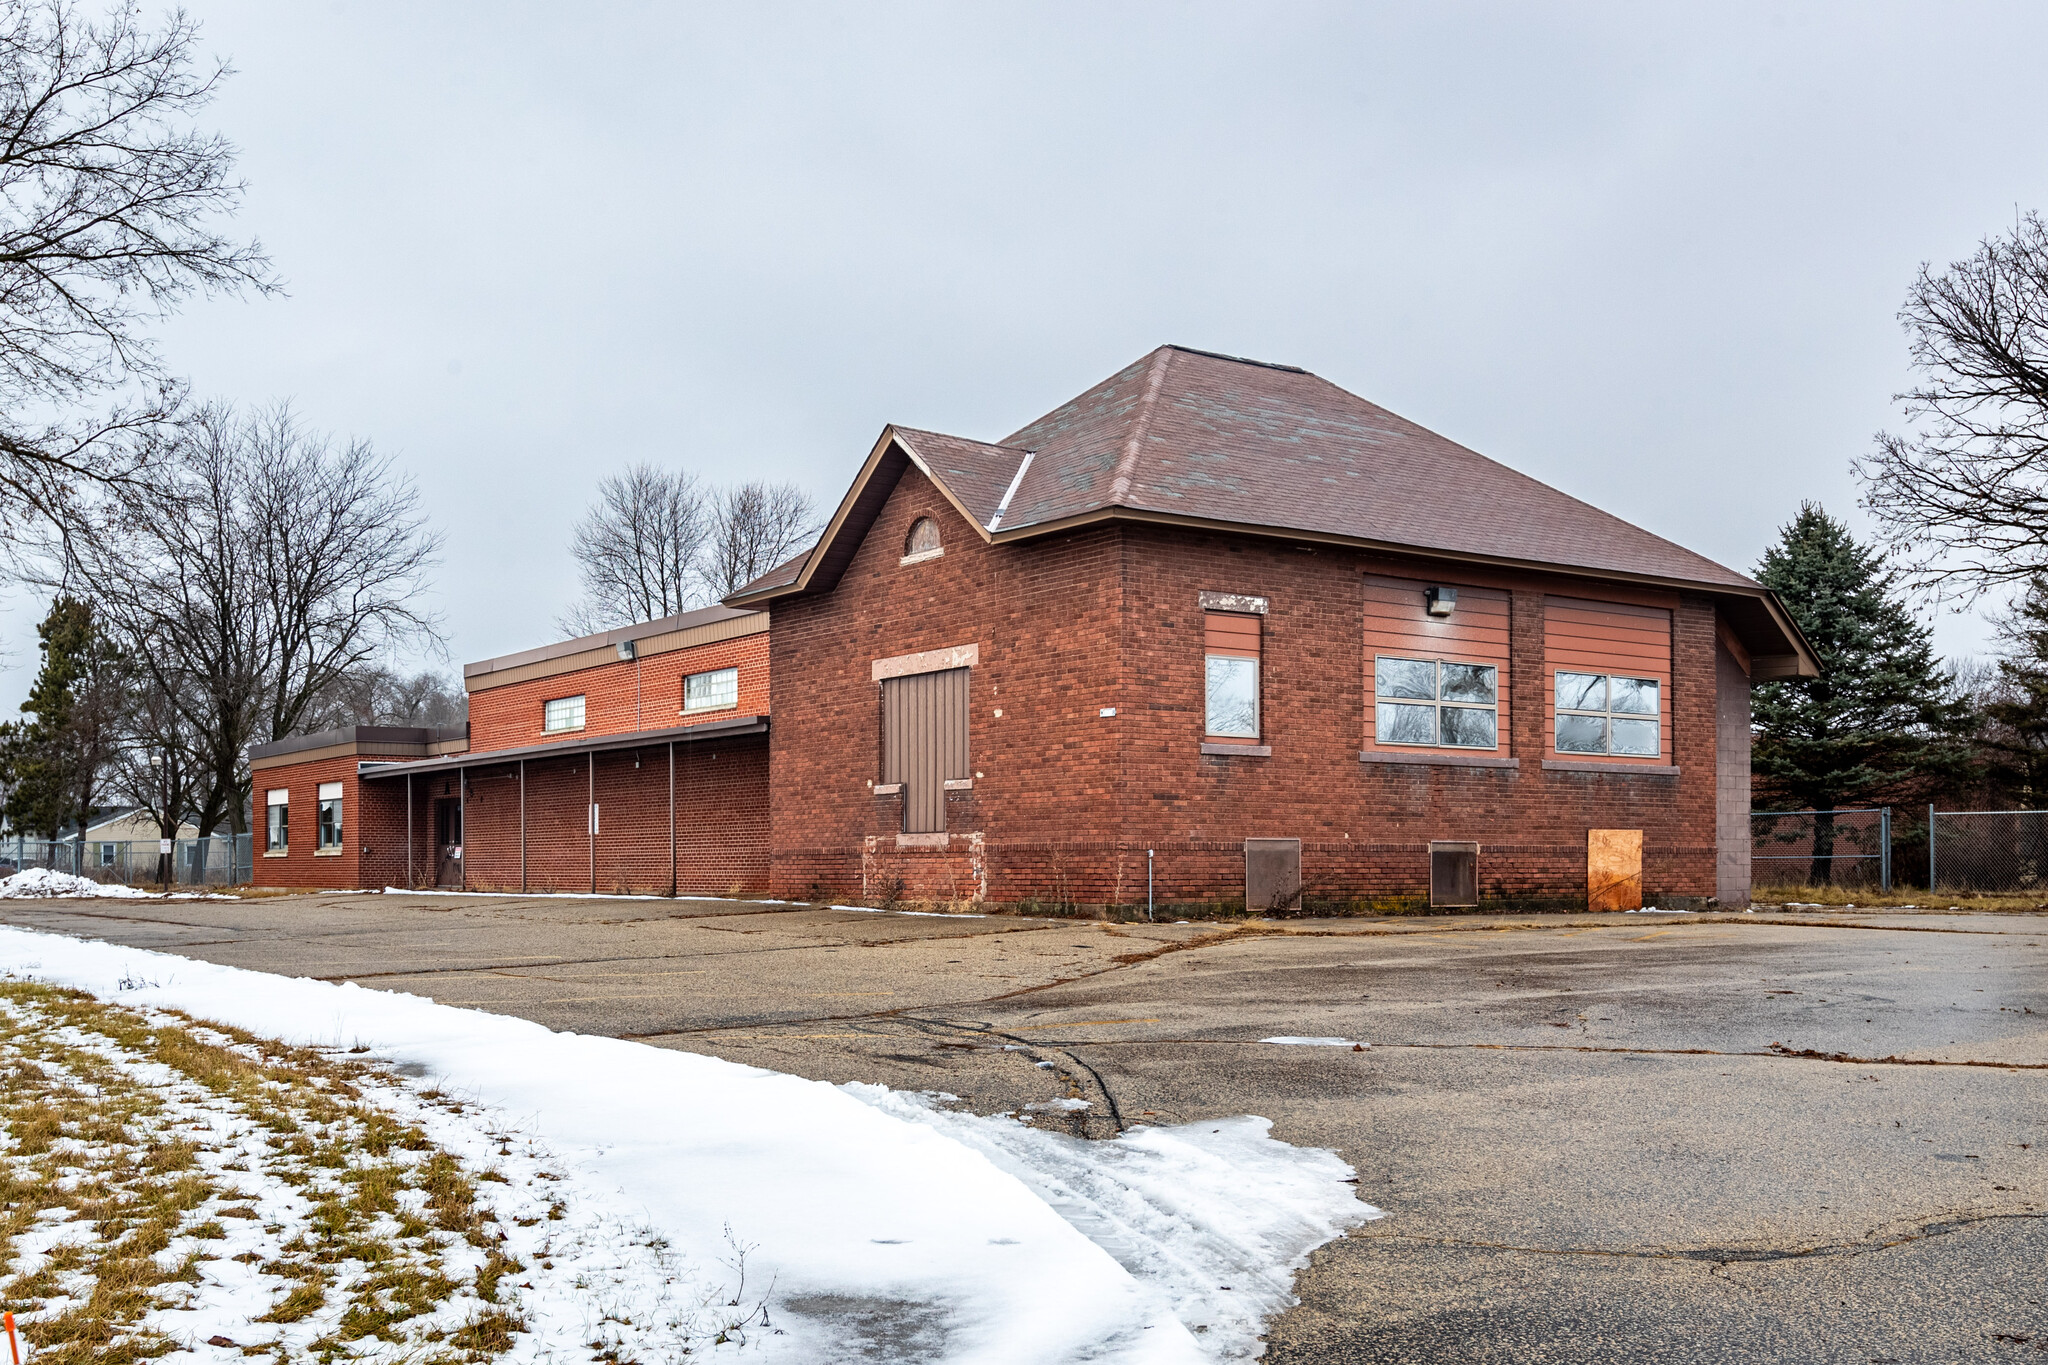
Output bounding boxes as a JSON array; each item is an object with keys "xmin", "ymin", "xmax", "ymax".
[
  {"xmin": 858, "ymin": 1088, "xmax": 1380, "ymax": 1357},
  {"xmin": 0, "ymin": 925, "xmax": 1376, "ymax": 1363}
]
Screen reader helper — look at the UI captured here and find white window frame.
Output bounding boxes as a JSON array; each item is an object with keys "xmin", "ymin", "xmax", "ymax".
[
  {"xmin": 1373, "ymin": 655, "xmax": 1500, "ymax": 750},
  {"xmin": 98, "ymin": 842, "xmax": 116, "ymax": 867},
  {"xmin": 682, "ymin": 666, "xmax": 739, "ymax": 714},
  {"xmin": 316, "ymin": 781, "xmax": 344, "ymax": 852},
  {"xmin": 1203, "ymin": 654, "xmax": 1261, "ymax": 740},
  {"xmin": 543, "ymin": 694, "xmax": 586, "ymax": 734},
  {"xmin": 265, "ymin": 788, "xmax": 289, "ymax": 853},
  {"xmin": 1553, "ymin": 671, "xmax": 1661, "ymax": 757}
]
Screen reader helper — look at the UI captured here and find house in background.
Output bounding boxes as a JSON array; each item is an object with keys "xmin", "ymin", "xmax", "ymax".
[{"xmin": 249, "ymin": 346, "xmax": 1817, "ymax": 910}]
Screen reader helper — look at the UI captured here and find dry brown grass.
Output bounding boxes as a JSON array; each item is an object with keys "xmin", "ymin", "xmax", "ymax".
[
  {"xmin": 1751, "ymin": 883, "xmax": 2048, "ymax": 912},
  {"xmin": 0, "ymin": 981, "xmax": 523, "ymax": 1362}
]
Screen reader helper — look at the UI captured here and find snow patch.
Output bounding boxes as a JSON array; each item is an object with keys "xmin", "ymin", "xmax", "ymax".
[
  {"xmin": 855, "ymin": 1089, "xmax": 1379, "ymax": 1358},
  {"xmin": 0, "ymin": 868, "xmax": 238, "ymax": 900},
  {"xmin": 1, "ymin": 926, "xmax": 1375, "ymax": 1363}
]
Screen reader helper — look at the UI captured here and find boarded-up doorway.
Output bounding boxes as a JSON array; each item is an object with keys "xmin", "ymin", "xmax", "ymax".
[
  {"xmin": 1588, "ymin": 828, "xmax": 1642, "ymax": 911},
  {"xmin": 1430, "ymin": 841, "xmax": 1479, "ymax": 907},
  {"xmin": 882, "ymin": 667, "xmax": 969, "ymax": 834}
]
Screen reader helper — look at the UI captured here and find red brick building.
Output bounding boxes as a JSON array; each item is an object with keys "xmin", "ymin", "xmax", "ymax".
[{"xmin": 250, "ymin": 346, "xmax": 1815, "ymax": 910}]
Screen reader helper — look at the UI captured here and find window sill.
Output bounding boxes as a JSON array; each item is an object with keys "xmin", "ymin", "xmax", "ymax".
[
  {"xmin": 313, "ymin": 847, "xmax": 345, "ymax": 857},
  {"xmin": 1542, "ymin": 759, "xmax": 1680, "ymax": 776},
  {"xmin": 896, "ymin": 832, "xmax": 949, "ymax": 850},
  {"xmin": 679, "ymin": 706, "xmax": 738, "ymax": 717},
  {"xmin": 543, "ymin": 726, "xmax": 585, "ymax": 736},
  {"xmin": 873, "ymin": 783, "xmax": 903, "ymax": 796},
  {"xmin": 899, "ymin": 547, "xmax": 944, "ymax": 566},
  {"xmin": 1361, "ymin": 750, "xmax": 1519, "ymax": 770},
  {"xmin": 1201, "ymin": 742, "xmax": 1272, "ymax": 757},
  {"xmin": 943, "ymin": 778, "xmax": 973, "ymax": 791},
  {"xmin": 262, "ymin": 849, "xmax": 288, "ymax": 858}
]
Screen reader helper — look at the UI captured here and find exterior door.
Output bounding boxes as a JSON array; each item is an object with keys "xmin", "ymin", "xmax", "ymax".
[
  {"xmin": 882, "ymin": 667, "xmax": 969, "ymax": 834},
  {"xmin": 434, "ymin": 798, "xmax": 463, "ymax": 887}
]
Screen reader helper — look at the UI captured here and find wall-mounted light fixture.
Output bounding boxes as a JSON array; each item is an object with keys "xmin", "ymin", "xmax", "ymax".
[
  {"xmin": 615, "ymin": 639, "xmax": 637, "ymax": 661},
  {"xmin": 1425, "ymin": 585, "xmax": 1457, "ymax": 618}
]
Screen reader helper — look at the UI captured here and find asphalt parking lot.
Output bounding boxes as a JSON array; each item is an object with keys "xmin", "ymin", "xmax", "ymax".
[{"xmin": 2, "ymin": 892, "xmax": 2043, "ymax": 1363}]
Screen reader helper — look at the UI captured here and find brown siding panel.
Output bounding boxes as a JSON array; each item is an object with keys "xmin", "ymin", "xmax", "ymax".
[
  {"xmin": 1543, "ymin": 596, "xmax": 1674, "ymax": 764},
  {"xmin": 1361, "ymin": 575, "xmax": 1511, "ymax": 755}
]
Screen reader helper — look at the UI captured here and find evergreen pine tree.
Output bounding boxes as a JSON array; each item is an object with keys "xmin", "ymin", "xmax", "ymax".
[
  {"xmin": 0, "ymin": 597, "xmax": 123, "ymax": 840},
  {"xmin": 1752, "ymin": 504, "xmax": 1976, "ymax": 882}
]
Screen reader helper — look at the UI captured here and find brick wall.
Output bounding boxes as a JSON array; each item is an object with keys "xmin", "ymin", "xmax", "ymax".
[
  {"xmin": 767, "ymin": 468, "xmax": 1729, "ymax": 908},
  {"xmin": 250, "ymin": 751, "xmax": 420, "ymax": 890},
  {"xmin": 467, "ymin": 633, "xmax": 769, "ymax": 753},
  {"xmin": 253, "ymin": 735, "xmax": 770, "ymax": 896}
]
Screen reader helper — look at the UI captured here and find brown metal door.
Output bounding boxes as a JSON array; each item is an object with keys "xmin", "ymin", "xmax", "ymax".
[{"xmin": 883, "ymin": 667, "xmax": 969, "ymax": 834}]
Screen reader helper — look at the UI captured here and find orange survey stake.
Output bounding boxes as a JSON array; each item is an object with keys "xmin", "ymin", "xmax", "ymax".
[{"xmin": 4, "ymin": 1309, "xmax": 19, "ymax": 1365}]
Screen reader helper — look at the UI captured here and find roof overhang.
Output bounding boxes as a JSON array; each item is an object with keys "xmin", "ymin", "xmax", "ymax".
[
  {"xmin": 357, "ymin": 715, "xmax": 767, "ymax": 781},
  {"xmin": 728, "ymin": 449, "xmax": 1821, "ymax": 675}
]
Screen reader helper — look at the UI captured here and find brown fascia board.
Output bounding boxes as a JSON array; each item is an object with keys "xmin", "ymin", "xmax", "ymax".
[
  {"xmin": 463, "ymin": 604, "xmax": 760, "ymax": 684},
  {"xmin": 729, "ymin": 492, "xmax": 1819, "ymax": 674},
  {"xmin": 357, "ymin": 713, "xmax": 767, "ymax": 780},
  {"xmin": 247, "ymin": 725, "xmax": 467, "ymax": 763},
  {"xmin": 725, "ymin": 427, "xmax": 968, "ymax": 608}
]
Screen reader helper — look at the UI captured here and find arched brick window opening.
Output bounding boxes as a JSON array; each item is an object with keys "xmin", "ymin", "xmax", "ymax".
[{"xmin": 905, "ymin": 517, "xmax": 942, "ymax": 558}]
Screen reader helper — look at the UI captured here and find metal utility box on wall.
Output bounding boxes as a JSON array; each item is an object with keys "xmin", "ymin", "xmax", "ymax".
[
  {"xmin": 1588, "ymin": 828, "xmax": 1643, "ymax": 911},
  {"xmin": 1430, "ymin": 841, "xmax": 1479, "ymax": 907},
  {"xmin": 1244, "ymin": 838, "xmax": 1302, "ymax": 913}
]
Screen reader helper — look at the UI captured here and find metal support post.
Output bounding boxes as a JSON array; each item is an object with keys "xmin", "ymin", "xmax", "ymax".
[
  {"xmin": 1147, "ymin": 848, "xmax": 1154, "ymax": 921},
  {"xmin": 1928, "ymin": 803, "xmax": 1937, "ymax": 892},
  {"xmin": 458, "ymin": 766, "xmax": 466, "ymax": 890},
  {"xmin": 668, "ymin": 742, "xmax": 676, "ymax": 898},
  {"xmin": 406, "ymin": 774, "xmax": 413, "ymax": 889},
  {"xmin": 588, "ymin": 758, "xmax": 597, "ymax": 895},
  {"xmin": 1881, "ymin": 807, "xmax": 1892, "ymax": 892},
  {"xmin": 519, "ymin": 759, "xmax": 527, "ymax": 894}
]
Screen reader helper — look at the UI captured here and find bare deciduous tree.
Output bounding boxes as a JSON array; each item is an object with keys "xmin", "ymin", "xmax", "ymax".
[
  {"xmin": 304, "ymin": 664, "xmax": 467, "ymax": 732},
  {"xmin": 53, "ymin": 405, "xmax": 441, "ymax": 834},
  {"xmin": 1856, "ymin": 211, "xmax": 2048, "ymax": 598},
  {"xmin": 0, "ymin": 1, "xmax": 274, "ymax": 543},
  {"xmin": 558, "ymin": 464, "xmax": 708, "ymax": 633},
  {"xmin": 705, "ymin": 480, "xmax": 815, "ymax": 600}
]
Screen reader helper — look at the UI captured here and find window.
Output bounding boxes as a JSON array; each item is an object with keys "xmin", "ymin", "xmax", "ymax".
[
  {"xmin": 902, "ymin": 517, "xmax": 942, "ymax": 563},
  {"xmin": 265, "ymin": 788, "xmax": 288, "ymax": 852},
  {"xmin": 881, "ymin": 666, "xmax": 969, "ymax": 834},
  {"xmin": 1374, "ymin": 656, "xmax": 1499, "ymax": 749},
  {"xmin": 1204, "ymin": 611, "xmax": 1262, "ymax": 740},
  {"xmin": 543, "ymin": 694, "xmax": 585, "ymax": 733},
  {"xmin": 317, "ymin": 781, "xmax": 344, "ymax": 851},
  {"xmin": 683, "ymin": 666, "xmax": 738, "ymax": 713},
  {"xmin": 1554, "ymin": 672, "xmax": 1660, "ymax": 756},
  {"xmin": 98, "ymin": 842, "xmax": 116, "ymax": 868}
]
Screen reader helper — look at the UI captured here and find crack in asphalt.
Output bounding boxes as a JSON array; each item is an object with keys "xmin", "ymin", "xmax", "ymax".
[{"xmin": 1361, "ymin": 1208, "xmax": 2048, "ymax": 1265}]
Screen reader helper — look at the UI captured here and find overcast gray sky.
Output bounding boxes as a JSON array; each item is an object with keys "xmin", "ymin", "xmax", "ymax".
[{"xmin": 8, "ymin": 1, "xmax": 2047, "ymax": 702}]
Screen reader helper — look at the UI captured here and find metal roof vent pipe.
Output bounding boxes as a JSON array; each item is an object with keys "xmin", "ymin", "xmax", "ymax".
[
  {"xmin": 615, "ymin": 639, "xmax": 637, "ymax": 661},
  {"xmin": 1425, "ymin": 585, "xmax": 1457, "ymax": 618}
]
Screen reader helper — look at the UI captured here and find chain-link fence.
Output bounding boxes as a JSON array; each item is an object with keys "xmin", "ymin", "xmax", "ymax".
[
  {"xmin": 0, "ymin": 834, "xmax": 253, "ymax": 887},
  {"xmin": 1751, "ymin": 808, "xmax": 1892, "ymax": 890},
  {"xmin": 1927, "ymin": 809, "xmax": 2048, "ymax": 894}
]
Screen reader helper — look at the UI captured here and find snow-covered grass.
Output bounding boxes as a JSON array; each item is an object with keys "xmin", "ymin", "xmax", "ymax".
[
  {"xmin": 0, "ymin": 869, "xmax": 236, "ymax": 902},
  {"xmin": 0, "ymin": 926, "xmax": 1377, "ymax": 1363},
  {"xmin": 0, "ymin": 979, "xmax": 770, "ymax": 1364}
]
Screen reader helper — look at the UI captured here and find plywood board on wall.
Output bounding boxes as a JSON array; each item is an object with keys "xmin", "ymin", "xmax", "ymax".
[{"xmin": 1588, "ymin": 829, "xmax": 1643, "ymax": 912}]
